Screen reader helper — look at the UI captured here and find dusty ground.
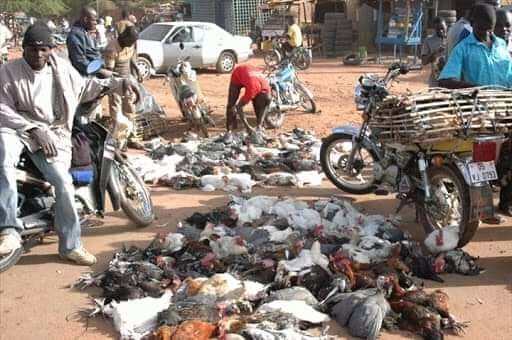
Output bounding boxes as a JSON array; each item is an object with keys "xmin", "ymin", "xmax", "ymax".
[{"xmin": 1, "ymin": 54, "xmax": 512, "ymax": 340}]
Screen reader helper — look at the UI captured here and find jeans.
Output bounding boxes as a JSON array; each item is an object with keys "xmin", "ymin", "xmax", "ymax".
[{"xmin": 0, "ymin": 130, "xmax": 81, "ymax": 254}]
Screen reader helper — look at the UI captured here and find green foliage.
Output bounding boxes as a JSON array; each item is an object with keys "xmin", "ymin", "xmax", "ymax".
[{"xmin": 0, "ymin": 0, "xmax": 69, "ymax": 17}]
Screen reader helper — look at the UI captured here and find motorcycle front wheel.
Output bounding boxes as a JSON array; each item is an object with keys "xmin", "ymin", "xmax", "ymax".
[
  {"xmin": 293, "ymin": 49, "xmax": 312, "ymax": 70},
  {"xmin": 112, "ymin": 160, "xmax": 154, "ymax": 227},
  {"xmin": 416, "ymin": 165, "xmax": 478, "ymax": 247},
  {"xmin": 320, "ymin": 133, "xmax": 378, "ymax": 194},
  {"xmin": 264, "ymin": 104, "xmax": 284, "ymax": 129},
  {"xmin": 264, "ymin": 50, "xmax": 281, "ymax": 67},
  {"xmin": 295, "ymin": 81, "xmax": 316, "ymax": 113}
]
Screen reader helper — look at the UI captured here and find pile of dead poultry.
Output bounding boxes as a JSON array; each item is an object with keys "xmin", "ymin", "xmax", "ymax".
[
  {"xmin": 74, "ymin": 195, "xmax": 482, "ymax": 340},
  {"xmin": 128, "ymin": 129, "xmax": 323, "ymax": 192}
]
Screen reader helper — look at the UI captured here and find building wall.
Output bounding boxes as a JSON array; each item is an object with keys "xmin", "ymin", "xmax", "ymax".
[{"xmin": 187, "ymin": 0, "xmax": 216, "ymax": 23}]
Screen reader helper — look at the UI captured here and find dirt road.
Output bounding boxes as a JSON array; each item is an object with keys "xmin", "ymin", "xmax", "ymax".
[{"xmin": 1, "ymin": 57, "xmax": 512, "ymax": 340}]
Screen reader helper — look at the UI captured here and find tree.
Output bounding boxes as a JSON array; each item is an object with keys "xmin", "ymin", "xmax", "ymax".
[{"xmin": 0, "ymin": 0, "xmax": 69, "ymax": 17}]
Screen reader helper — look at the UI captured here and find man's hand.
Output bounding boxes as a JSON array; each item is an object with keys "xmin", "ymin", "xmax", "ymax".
[
  {"xmin": 97, "ymin": 68, "xmax": 114, "ymax": 78},
  {"xmin": 30, "ymin": 128, "xmax": 57, "ymax": 158}
]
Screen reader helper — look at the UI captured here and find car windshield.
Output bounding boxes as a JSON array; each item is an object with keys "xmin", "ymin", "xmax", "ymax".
[{"xmin": 139, "ymin": 24, "xmax": 174, "ymax": 41}]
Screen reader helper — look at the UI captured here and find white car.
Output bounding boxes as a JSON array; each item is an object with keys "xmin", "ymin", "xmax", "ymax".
[{"xmin": 136, "ymin": 21, "xmax": 253, "ymax": 79}]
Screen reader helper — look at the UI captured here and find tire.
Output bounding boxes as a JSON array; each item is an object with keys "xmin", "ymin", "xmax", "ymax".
[
  {"xmin": 264, "ymin": 50, "xmax": 281, "ymax": 67},
  {"xmin": 416, "ymin": 165, "xmax": 479, "ymax": 247},
  {"xmin": 136, "ymin": 56, "xmax": 152, "ymax": 81},
  {"xmin": 292, "ymin": 51, "xmax": 311, "ymax": 71},
  {"xmin": 216, "ymin": 51, "xmax": 236, "ymax": 73},
  {"xmin": 112, "ymin": 160, "xmax": 154, "ymax": 227},
  {"xmin": 295, "ymin": 81, "xmax": 316, "ymax": 113},
  {"xmin": 0, "ymin": 247, "xmax": 23, "ymax": 273},
  {"xmin": 265, "ymin": 97, "xmax": 284, "ymax": 128},
  {"xmin": 320, "ymin": 133, "xmax": 379, "ymax": 194}
]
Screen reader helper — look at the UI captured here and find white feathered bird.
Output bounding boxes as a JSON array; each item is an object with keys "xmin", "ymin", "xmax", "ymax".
[{"xmin": 424, "ymin": 224, "xmax": 460, "ymax": 254}]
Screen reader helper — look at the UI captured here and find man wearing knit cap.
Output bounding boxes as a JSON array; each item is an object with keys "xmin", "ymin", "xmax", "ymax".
[{"xmin": 0, "ymin": 23, "xmax": 131, "ymax": 265}]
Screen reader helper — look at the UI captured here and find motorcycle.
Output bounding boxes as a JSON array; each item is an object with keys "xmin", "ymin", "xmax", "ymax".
[
  {"xmin": 264, "ymin": 60, "xmax": 317, "ymax": 129},
  {"xmin": 263, "ymin": 36, "xmax": 312, "ymax": 71},
  {"xmin": 320, "ymin": 63, "xmax": 500, "ymax": 247},
  {"xmin": 166, "ymin": 43, "xmax": 214, "ymax": 137},
  {"xmin": 0, "ymin": 62, "xmax": 155, "ymax": 272}
]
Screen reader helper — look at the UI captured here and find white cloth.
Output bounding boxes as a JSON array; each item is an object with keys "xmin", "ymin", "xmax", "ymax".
[
  {"xmin": 32, "ymin": 64, "xmax": 55, "ymax": 123},
  {"xmin": 95, "ymin": 24, "xmax": 107, "ymax": 48}
]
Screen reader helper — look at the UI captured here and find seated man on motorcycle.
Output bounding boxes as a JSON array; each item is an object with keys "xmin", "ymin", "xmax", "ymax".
[
  {"xmin": 282, "ymin": 16, "xmax": 302, "ymax": 57},
  {"xmin": 225, "ymin": 64, "xmax": 271, "ymax": 135},
  {"xmin": 439, "ymin": 3, "xmax": 512, "ymax": 220},
  {"xmin": 0, "ymin": 24, "xmax": 134, "ymax": 264},
  {"xmin": 103, "ymin": 25, "xmax": 142, "ymax": 150}
]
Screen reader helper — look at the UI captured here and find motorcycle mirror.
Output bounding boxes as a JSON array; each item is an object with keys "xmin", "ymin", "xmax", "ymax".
[
  {"xmin": 87, "ymin": 59, "xmax": 104, "ymax": 75},
  {"xmin": 179, "ymin": 42, "xmax": 185, "ymax": 50},
  {"xmin": 399, "ymin": 63, "xmax": 410, "ymax": 74}
]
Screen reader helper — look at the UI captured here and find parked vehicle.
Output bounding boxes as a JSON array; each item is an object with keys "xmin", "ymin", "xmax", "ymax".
[
  {"xmin": 264, "ymin": 60, "xmax": 316, "ymax": 129},
  {"xmin": 0, "ymin": 65, "xmax": 155, "ymax": 272},
  {"xmin": 320, "ymin": 63, "xmax": 500, "ymax": 247},
  {"xmin": 263, "ymin": 36, "xmax": 312, "ymax": 70},
  {"xmin": 166, "ymin": 43, "xmax": 214, "ymax": 137},
  {"xmin": 136, "ymin": 21, "xmax": 253, "ymax": 79}
]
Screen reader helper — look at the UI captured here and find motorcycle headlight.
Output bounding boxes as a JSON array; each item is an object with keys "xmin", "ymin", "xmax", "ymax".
[{"xmin": 354, "ymin": 84, "xmax": 367, "ymax": 111}]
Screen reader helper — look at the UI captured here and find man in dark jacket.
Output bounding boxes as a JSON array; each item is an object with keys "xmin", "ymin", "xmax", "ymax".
[{"xmin": 67, "ymin": 6, "xmax": 111, "ymax": 77}]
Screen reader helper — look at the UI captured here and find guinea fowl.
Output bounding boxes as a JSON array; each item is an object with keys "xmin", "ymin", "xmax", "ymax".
[{"xmin": 347, "ymin": 276, "xmax": 392, "ymax": 339}]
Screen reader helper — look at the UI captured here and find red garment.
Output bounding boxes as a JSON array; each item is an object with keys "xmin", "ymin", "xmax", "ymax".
[{"xmin": 229, "ymin": 64, "xmax": 270, "ymax": 103}]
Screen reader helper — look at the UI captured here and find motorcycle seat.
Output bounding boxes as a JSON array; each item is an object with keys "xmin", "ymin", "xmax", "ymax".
[
  {"xmin": 179, "ymin": 85, "xmax": 196, "ymax": 101},
  {"xmin": 70, "ymin": 166, "xmax": 95, "ymax": 186}
]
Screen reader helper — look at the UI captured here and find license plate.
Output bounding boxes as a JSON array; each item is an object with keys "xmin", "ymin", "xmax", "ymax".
[{"xmin": 468, "ymin": 161, "xmax": 498, "ymax": 183}]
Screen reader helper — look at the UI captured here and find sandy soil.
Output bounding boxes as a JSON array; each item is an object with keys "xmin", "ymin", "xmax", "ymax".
[{"xmin": 1, "ymin": 54, "xmax": 512, "ymax": 340}]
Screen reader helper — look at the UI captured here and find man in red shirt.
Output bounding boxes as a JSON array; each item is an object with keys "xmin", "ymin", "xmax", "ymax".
[{"xmin": 226, "ymin": 64, "xmax": 271, "ymax": 133}]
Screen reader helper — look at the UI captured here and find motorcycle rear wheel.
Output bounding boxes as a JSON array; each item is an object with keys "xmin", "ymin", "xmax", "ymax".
[
  {"xmin": 0, "ymin": 247, "xmax": 23, "ymax": 273},
  {"xmin": 320, "ymin": 133, "xmax": 378, "ymax": 194},
  {"xmin": 112, "ymin": 160, "xmax": 154, "ymax": 227},
  {"xmin": 416, "ymin": 165, "xmax": 479, "ymax": 247}
]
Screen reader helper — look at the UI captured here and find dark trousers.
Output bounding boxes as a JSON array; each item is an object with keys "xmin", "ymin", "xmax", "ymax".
[
  {"xmin": 498, "ymin": 139, "xmax": 512, "ymax": 209},
  {"xmin": 226, "ymin": 90, "xmax": 271, "ymax": 131}
]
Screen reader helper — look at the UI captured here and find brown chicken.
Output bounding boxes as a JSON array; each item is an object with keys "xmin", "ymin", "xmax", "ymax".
[
  {"xmin": 389, "ymin": 277, "xmax": 468, "ymax": 336},
  {"xmin": 390, "ymin": 299, "xmax": 444, "ymax": 340},
  {"xmin": 329, "ymin": 250, "xmax": 356, "ymax": 288},
  {"xmin": 170, "ymin": 320, "xmax": 217, "ymax": 340}
]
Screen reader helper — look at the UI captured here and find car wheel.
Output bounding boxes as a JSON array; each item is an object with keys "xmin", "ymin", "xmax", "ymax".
[
  {"xmin": 136, "ymin": 56, "xmax": 152, "ymax": 80},
  {"xmin": 216, "ymin": 51, "xmax": 236, "ymax": 73}
]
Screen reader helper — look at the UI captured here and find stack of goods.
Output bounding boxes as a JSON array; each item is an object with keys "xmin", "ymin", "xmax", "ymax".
[
  {"xmin": 128, "ymin": 129, "xmax": 323, "ymax": 192},
  {"xmin": 74, "ymin": 195, "xmax": 481, "ymax": 340},
  {"xmin": 321, "ymin": 13, "xmax": 353, "ymax": 58},
  {"xmin": 369, "ymin": 87, "xmax": 512, "ymax": 144}
]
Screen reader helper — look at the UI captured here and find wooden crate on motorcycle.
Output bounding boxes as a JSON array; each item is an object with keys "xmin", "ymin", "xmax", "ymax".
[
  {"xmin": 369, "ymin": 87, "xmax": 512, "ymax": 143},
  {"xmin": 133, "ymin": 112, "xmax": 169, "ymax": 141}
]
